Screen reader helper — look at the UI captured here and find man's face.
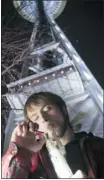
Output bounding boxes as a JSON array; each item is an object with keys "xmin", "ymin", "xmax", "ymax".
[{"xmin": 26, "ymin": 101, "xmax": 67, "ymax": 139}]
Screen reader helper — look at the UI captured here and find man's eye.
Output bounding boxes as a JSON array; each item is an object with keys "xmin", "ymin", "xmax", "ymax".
[
  {"xmin": 43, "ymin": 105, "xmax": 52, "ymax": 112},
  {"xmin": 34, "ymin": 116, "xmax": 39, "ymax": 121}
]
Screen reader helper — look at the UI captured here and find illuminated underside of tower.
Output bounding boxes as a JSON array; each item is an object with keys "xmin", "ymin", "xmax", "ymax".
[{"xmin": 3, "ymin": 0, "xmax": 103, "ymax": 153}]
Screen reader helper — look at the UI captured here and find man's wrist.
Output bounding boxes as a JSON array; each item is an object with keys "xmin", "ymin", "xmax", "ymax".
[{"xmin": 10, "ymin": 141, "xmax": 35, "ymax": 157}]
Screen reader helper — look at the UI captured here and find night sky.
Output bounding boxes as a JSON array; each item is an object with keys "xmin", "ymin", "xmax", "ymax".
[{"xmin": 2, "ymin": 0, "xmax": 104, "ymax": 88}]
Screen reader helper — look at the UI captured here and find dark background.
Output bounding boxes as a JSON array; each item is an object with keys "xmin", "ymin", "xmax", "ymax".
[{"xmin": 2, "ymin": 0, "xmax": 104, "ymax": 88}]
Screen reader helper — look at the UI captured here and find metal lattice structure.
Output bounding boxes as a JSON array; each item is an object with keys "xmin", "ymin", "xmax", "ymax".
[{"xmin": 3, "ymin": 0, "xmax": 103, "ymax": 154}]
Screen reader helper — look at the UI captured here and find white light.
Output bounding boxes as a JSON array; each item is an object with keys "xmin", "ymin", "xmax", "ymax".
[
  {"xmin": 55, "ymin": 26, "xmax": 60, "ymax": 31},
  {"xmin": 83, "ymin": 70, "xmax": 92, "ymax": 80},
  {"xmin": 45, "ymin": 77, "xmax": 48, "ymax": 79},
  {"xmin": 28, "ymin": 82, "xmax": 31, "ymax": 85},
  {"xmin": 73, "ymin": 55, "xmax": 80, "ymax": 63},
  {"xmin": 37, "ymin": 80, "xmax": 40, "ymax": 83},
  {"xmin": 69, "ymin": 67, "xmax": 72, "ymax": 71},
  {"xmin": 20, "ymin": 85, "xmax": 23, "ymax": 88},
  {"xmin": 61, "ymin": 71, "xmax": 64, "ymax": 74},
  {"xmin": 97, "ymin": 94, "xmax": 103, "ymax": 104},
  {"xmin": 52, "ymin": 73, "xmax": 56, "ymax": 77},
  {"xmin": 66, "ymin": 42, "xmax": 72, "ymax": 49},
  {"xmin": 60, "ymin": 33, "xmax": 65, "ymax": 39}
]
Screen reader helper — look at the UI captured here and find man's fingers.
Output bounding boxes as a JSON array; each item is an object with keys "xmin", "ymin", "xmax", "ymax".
[
  {"xmin": 13, "ymin": 122, "xmax": 28, "ymax": 137},
  {"xmin": 34, "ymin": 123, "xmax": 39, "ymax": 131},
  {"xmin": 17, "ymin": 125, "xmax": 23, "ymax": 136},
  {"xmin": 29, "ymin": 121, "xmax": 35, "ymax": 132},
  {"xmin": 22, "ymin": 124, "xmax": 28, "ymax": 137}
]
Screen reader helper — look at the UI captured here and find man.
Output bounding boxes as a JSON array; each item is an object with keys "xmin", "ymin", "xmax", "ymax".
[{"xmin": 2, "ymin": 92, "xmax": 104, "ymax": 178}]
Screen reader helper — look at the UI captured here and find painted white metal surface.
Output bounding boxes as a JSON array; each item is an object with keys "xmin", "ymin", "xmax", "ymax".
[
  {"xmin": 48, "ymin": 16, "xmax": 103, "ymax": 112},
  {"xmin": 13, "ymin": 0, "xmax": 67, "ymax": 22}
]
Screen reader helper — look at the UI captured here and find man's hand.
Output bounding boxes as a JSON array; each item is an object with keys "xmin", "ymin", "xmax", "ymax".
[
  {"xmin": 71, "ymin": 170, "xmax": 87, "ymax": 178},
  {"xmin": 11, "ymin": 121, "xmax": 45, "ymax": 153}
]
